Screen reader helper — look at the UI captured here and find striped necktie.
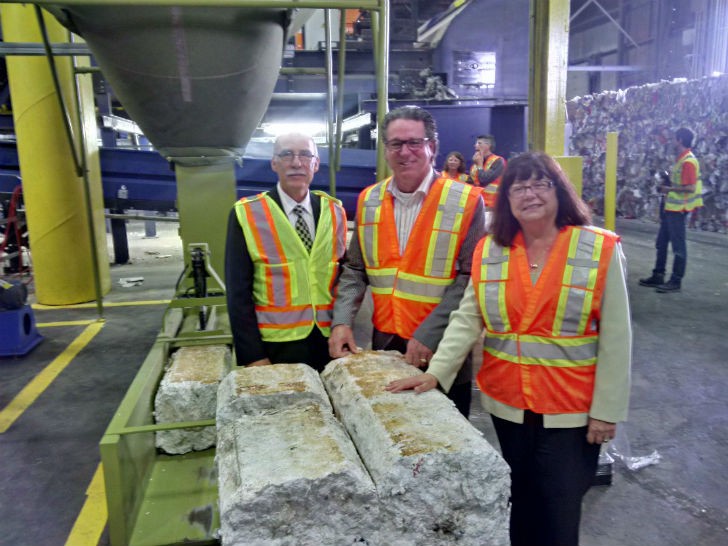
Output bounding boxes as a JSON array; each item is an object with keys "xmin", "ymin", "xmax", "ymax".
[{"xmin": 293, "ymin": 205, "xmax": 313, "ymax": 251}]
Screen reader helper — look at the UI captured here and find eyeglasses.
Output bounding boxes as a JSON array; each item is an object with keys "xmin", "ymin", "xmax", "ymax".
[
  {"xmin": 276, "ymin": 150, "xmax": 317, "ymax": 164},
  {"xmin": 383, "ymin": 138, "xmax": 430, "ymax": 152},
  {"xmin": 508, "ymin": 179, "xmax": 554, "ymax": 198}
]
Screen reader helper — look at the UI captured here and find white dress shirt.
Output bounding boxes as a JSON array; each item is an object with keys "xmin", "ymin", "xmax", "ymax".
[
  {"xmin": 388, "ymin": 169, "xmax": 436, "ymax": 253},
  {"xmin": 277, "ymin": 183, "xmax": 315, "ymax": 237}
]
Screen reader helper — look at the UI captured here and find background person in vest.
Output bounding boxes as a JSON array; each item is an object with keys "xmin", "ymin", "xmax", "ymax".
[
  {"xmin": 329, "ymin": 106, "xmax": 486, "ymax": 417},
  {"xmin": 639, "ymin": 127, "xmax": 703, "ymax": 293},
  {"xmin": 387, "ymin": 152, "xmax": 632, "ymax": 546},
  {"xmin": 224, "ymin": 133, "xmax": 347, "ymax": 372},
  {"xmin": 468, "ymin": 134, "xmax": 506, "ymax": 222},
  {"xmin": 441, "ymin": 150, "xmax": 469, "ymax": 183}
]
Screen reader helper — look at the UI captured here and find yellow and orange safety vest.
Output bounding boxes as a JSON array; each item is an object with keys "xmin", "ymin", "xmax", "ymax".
[
  {"xmin": 357, "ymin": 176, "xmax": 481, "ymax": 339},
  {"xmin": 665, "ymin": 150, "xmax": 703, "ymax": 212},
  {"xmin": 234, "ymin": 191, "xmax": 346, "ymax": 342},
  {"xmin": 472, "ymin": 225, "xmax": 618, "ymax": 414},
  {"xmin": 469, "ymin": 153, "xmax": 505, "ymax": 208}
]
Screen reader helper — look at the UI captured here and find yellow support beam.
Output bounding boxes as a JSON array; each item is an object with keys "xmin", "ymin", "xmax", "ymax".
[{"xmin": 528, "ymin": 0, "xmax": 570, "ymax": 155}]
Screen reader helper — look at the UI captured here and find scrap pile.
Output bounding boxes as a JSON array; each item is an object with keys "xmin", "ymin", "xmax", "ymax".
[{"xmin": 567, "ymin": 75, "xmax": 728, "ymax": 232}]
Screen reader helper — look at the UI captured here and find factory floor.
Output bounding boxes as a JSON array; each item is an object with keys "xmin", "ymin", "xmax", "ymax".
[{"xmin": 0, "ymin": 218, "xmax": 727, "ymax": 546}]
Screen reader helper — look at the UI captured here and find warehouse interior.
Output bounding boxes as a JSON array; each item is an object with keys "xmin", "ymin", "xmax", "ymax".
[{"xmin": 1, "ymin": 1, "xmax": 727, "ymax": 545}]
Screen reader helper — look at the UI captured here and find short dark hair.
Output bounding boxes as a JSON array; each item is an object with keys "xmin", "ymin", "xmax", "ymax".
[
  {"xmin": 477, "ymin": 134, "xmax": 496, "ymax": 150},
  {"xmin": 490, "ymin": 152, "xmax": 592, "ymax": 247},
  {"xmin": 675, "ymin": 127, "xmax": 694, "ymax": 148},
  {"xmin": 382, "ymin": 105, "xmax": 439, "ymax": 145}
]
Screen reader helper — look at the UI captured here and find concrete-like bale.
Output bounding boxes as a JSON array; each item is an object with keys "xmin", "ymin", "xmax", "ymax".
[
  {"xmin": 322, "ymin": 351, "xmax": 511, "ymax": 546},
  {"xmin": 154, "ymin": 344, "xmax": 231, "ymax": 454},
  {"xmin": 216, "ymin": 363, "xmax": 331, "ymax": 425},
  {"xmin": 216, "ymin": 403, "xmax": 379, "ymax": 546}
]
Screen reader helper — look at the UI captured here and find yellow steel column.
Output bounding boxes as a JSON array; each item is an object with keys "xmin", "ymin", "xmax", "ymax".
[
  {"xmin": 528, "ymin": 0, "xmax": 570, "ymax": 156},
  {"xmin": 1, "ymin": 5, "xmax": 110, "ymax": 304}
]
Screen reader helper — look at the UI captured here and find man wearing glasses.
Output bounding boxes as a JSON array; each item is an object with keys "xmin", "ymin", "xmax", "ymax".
[
  {"xmin": 225, "ymin": 133, "xmax": 347, "ymax": 371},
  {"xmin": 329, "ymin": 106, "xmax": 486, "ymax": 417}
]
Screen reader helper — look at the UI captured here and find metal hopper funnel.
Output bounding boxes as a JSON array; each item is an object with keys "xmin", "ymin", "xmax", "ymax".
[
  {"xmin": 47, "ymin": 5, "xmax": 291, "ymax": 165},
  {"xmin": 45, "ymin": 4, "xmax": 295, "ymax": 280}
]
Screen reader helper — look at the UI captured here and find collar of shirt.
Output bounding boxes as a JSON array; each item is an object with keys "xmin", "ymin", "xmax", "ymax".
[
  {"xmin": 387, "ymin": 168, "xmax": 436, "ymax": 202},
  {"xmin": 277, "ymin": 183, "xmax": 312, "ymax": 217},
  {"xmin": 277, "ymin": 183, "xmax": 315, "ymax": 237}
]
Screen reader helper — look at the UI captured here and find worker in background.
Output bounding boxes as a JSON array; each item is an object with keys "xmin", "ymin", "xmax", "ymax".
[
  {"xmin": 468, "ymin": 134, "xmax": 505, "ymax": 226},
  {"xmin": 329, "ymin": 106, "xmax": 486, "ymax": 417},
  {"xmin": 224, "ymin": 133, "xmax": 347, "ymax": 372},
  {"xmin": 387, "ymin": 152, "xmax": 632, "ymax": 546},
  {"xmin": 639, "ymin": 126, "xmax": 703, "ymax": 293},
  {"xmin": 441, "ymin": 151, "xmax": 469, "ymax": 183}
]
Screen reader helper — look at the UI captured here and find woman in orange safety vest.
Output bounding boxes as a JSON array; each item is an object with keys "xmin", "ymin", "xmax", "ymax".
[
  {"xmin": 441, "ymin": 151, "xmax": 469, "ymax": 183},
  {"xmin": 387, "ymin": 152, "xmax": 632, "ymax": 546}
]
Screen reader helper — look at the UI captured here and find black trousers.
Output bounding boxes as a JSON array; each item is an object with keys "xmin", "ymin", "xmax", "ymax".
[
  {"xmin": 373, "ymin": 331, "xmax": 472, "ymax": 418},
  {"xmin": 264, "ymin": 327, "xmax": 331, "ymax": 373},
  {"xmin": 492, "ymin": 412, "xmax": 600, "ymax": 546}
]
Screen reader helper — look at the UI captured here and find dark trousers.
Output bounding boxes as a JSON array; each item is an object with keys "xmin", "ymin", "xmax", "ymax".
[
  {"xmin": 373, "ymin": 330, "xmax": 472, "ymax": 418},
  {"xmin": 492, "ymin": 412, "xmax": 600, "ymax": 546},
  {"xmin": 264, "ymin": 327, "xmax": 331, "ymax": 373},
  {"xmin": 654, "ymin": 209, "xmax": 687, "ymax": 283}
]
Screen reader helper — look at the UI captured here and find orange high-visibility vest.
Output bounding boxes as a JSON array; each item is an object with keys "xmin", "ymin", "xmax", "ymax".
[
  {"xmin": 235, "ymin": 191, "xmax": 346, "ymax": 342},
  {"xmin": 357, "ymin": 176, "xmax": 481, "ymax": 339},
  {"xmin": 665, "ymin": 150, "xmax": 703, "ymax": 212},
  {"xmin": 472, "ymin": 225, "xmax": 618, "ymax": 414},
  {"xmin": 469, "ymin": 154, "xmax": 505, "ymax": 208}
]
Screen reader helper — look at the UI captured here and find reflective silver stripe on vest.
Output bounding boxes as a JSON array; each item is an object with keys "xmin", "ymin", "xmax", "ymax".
[
  {"xmin": 485, "ymin": 334, "xmax": 598, "ymax": 366},
  {"xmin": 428, "ymin": 182, "xmax": 469, "ymax": 277},
  {"xmin": 368, "ymin": 269, "xmax": 397, "ymax": 290},
  {"xmin": 245, "ymin": 199, "xmax": 290, "ymax": 306},
  {"xmin": 554, "ymin": 228, "xmax": 602, "ymax": 335},
  {"xmin": 480, "ymin": 241, "xmax": 511, "ymax": 332},
  {"xmin": 256, "ymin": 307, "xmax": 314, "ymax": 325},
  {"xmin": 360, "ymin": 183, "xmax": 388, "ymax": 267},
  {"xmin": 316, "ymin": 308, "xmax": 333, "ymax": 323},
  {"xmin": 393, "ymin": 276, "xmax": 448, "ymax": 301}
]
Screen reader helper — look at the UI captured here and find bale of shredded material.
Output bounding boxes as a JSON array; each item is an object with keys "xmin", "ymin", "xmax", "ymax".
[
  {"xmin": 216, "ymin": 403, "xmax": 379, "ymax": 546},
  {"xmin": 216, "ymin": 363, "xmax": 331, "ymax": 425},
  {"xmin": 154, "ymin": 344, "xmax": 232, "ymax": 454},
  {"xmin": 322, "ymin": 350, "xmax": 511, "ymax": 546}
]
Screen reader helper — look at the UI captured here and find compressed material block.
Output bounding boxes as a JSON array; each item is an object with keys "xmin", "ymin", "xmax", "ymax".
[
  {"xmin": 216, "ymin": 399, "xmax": 378, "ymax": 545},
  {"xmin": 154, "ymin": 344, "xmax": 231, "ymax": 454},
  {"xmin": 216, "ymin": 363, "xmax": 331, "ymax": 425},
  {"xmin": 322, "ymin": 351, "xmax": 511, "ymax": 546}
]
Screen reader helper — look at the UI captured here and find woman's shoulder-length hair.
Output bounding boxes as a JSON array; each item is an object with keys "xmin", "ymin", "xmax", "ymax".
[{"xmin": 490, "ymin": 152, "xmax": 592, "ymax": 247}]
